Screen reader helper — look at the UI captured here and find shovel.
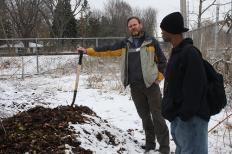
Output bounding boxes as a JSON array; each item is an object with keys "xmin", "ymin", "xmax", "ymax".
[{"xmin": 71, "ymin": 51, "xmax": 83, "ymax": 107}]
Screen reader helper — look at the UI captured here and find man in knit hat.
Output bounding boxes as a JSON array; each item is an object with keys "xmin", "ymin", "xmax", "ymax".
[{"xmin": 160, "ymin": 12, "xmax": 210, "ymax": 154}]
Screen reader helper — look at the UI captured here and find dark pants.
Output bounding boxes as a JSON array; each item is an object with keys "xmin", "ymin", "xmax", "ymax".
[{"xmin": 130, "ymin": 83, "xmax": 170, "ymax": 154}]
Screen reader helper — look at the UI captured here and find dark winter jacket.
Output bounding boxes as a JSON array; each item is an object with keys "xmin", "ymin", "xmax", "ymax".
[{"xmin": 162, "ymin": 38, "xmax": 210, "ymax": 122}]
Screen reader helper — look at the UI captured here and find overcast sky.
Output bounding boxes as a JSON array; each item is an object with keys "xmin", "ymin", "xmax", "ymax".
[
  {"xmin": 87, "ymin": 0, "xmax": 231, "ymax": 35},
  {"xmin": 87, "ymin": 0, "xmax": 180, "ymax": 29},
  {"xmin": 88, "ymin": 0, "xmax": 232, "ymax": 25}
]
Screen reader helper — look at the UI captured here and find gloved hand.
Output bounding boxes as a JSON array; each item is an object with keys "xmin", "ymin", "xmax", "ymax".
[{"xmin": 76, "ymin": 47, "xmax": 87, "ymax": 54}]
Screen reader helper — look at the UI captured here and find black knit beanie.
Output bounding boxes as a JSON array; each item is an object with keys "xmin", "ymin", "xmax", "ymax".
[{"xmin": 160, "ymin": 12, "xmax": 189, "ymax": 34}]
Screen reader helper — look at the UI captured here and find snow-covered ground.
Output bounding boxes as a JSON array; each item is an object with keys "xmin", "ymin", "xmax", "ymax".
[{"xmin": 0, "ymin": 55, "xmax": 231, "ymax": 153}]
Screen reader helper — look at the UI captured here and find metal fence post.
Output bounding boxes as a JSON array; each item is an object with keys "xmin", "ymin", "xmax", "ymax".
[
  {"xmin": 96, "ymin": 38, "xmax": 98, "ymax": 47},
  {"xmin": 36, "ymin": 38, "xmax": 39, "ymax": 74},
  {"xmin": 21, "ymin": 56, "xmax": 24, "ymax": 79},
  {"xmin": 214, "ymin": 4, "xmax": 220, "ymax": 58}
]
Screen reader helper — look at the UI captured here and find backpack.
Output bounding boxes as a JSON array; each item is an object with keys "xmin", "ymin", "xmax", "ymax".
[
  {"xmin": 203, "ymin": 59, "xmax": 227, "ymax": 115},
  {"xmin": 190, "ymin": 46, "xmax": 227, "ymax": 115}
]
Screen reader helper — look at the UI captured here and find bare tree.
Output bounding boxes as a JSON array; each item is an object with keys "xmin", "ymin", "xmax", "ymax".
[
  {"xmin": 0, "ymin": 0, "xmax": 9, "ymax": 38},
  {"xmin": 141, "ymin": 8, "xmax": 157, "ymax": 36},
  {"xmin": 104, "ymin": 0, "xmax": 132, "ymax": 36},
  {"xmin": 132, "ymin": 7, "xmax": 157, "ymax": 36},
  {"xmin": 197, "ymin": 0, "xmax": 217, "ymax": 28},
  {"xmin": 132, "ymin": 8, "xmax": 142, "ymax": 18},
  {"xmin": 4, "ymin": 0, "xmax": 42, "ymax": 38}
]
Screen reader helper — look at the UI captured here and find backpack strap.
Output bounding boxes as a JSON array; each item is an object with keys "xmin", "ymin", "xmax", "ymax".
[{"xmin": 183, "ymin": 44, "xmax": 203, "ymax": 58}]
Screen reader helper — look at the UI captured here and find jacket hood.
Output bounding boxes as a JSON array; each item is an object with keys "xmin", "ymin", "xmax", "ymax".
[
  {"xmin": 179, "ymin": 38, "xmax": 193, "ymax": 47},
  {"xmin": 171, "ymin": 38, "xmax": 194, "ymax": 55},
  {"xmin": 183, "ymin": 38, "xmax": 193, "ymax": 45}
]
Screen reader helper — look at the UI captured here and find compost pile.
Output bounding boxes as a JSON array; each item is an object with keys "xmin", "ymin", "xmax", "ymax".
[{"xmin": 0, "ymin": 105, "xmax": 98, "ymax": 154}]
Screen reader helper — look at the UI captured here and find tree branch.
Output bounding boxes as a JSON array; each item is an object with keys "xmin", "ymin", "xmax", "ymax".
[{"xmin": 202, "ymin": 0, "xmax": 216, "ymax": 15}]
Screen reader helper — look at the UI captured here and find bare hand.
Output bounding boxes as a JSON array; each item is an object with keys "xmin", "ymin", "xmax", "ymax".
[{"xmin": 76, "ymin": 47, "xmax": 87, "ymax": 54}]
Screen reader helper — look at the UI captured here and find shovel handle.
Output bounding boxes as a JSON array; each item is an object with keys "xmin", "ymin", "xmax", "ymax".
[
  {"xmin": 71, "ymin": 51, "xmax": 84, "ymax": 107},
  {"xmin": 78, "ymin": 51, "xmax": 84, "ymax": 65}
]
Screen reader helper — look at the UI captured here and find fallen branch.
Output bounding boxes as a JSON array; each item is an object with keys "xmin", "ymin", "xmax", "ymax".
[{"xmin": 208, "ymin": 113, "xmax": 232, "ymax": 133}]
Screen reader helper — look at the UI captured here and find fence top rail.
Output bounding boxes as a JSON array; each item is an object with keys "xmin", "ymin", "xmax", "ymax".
[
  {"xmin": 0, "ymin": 52, "xmax": 79, "ymax": 57},
  {"xmin": 0, "ymin": 37, "xmax": 126, "ymax": 41},
  {"xmin": 0, "ymin": 37, "xmax": 164, "ymax": 41}
]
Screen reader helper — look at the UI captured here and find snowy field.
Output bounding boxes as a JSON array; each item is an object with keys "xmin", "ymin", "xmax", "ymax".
[{"xmin": 0, "ymin": 55, "xmax": 231, "ymax": 153}]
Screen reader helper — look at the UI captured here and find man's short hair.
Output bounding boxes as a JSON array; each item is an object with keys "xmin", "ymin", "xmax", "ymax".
[{"xmin": 127, "ymin": 16, "xmax": 141, "ymax": 25}]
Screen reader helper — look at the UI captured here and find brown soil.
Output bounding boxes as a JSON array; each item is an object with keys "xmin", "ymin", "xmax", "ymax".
[{"xmin": 0, "ymin": 105, "xmax": 97, "ymax": 154}]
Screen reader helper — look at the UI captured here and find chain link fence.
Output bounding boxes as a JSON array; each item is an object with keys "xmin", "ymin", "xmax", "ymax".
[
  {"xmin": 0, "ymin": 34, "xmax": 230, "ymax": 82},
  {"xmin": 185, "ymin": 22, "xmax": 232, "ymax": 60},
  {"xmin": 185, "ymin": 22, "xmax": 232, "ymax": 85},
  {"xmin": 0, "ymin": 37, "xmax": 171, "ymax": 79},
  {"xmin": 0, "ymin": 37, "xmax": 124, "ymax": 79}
]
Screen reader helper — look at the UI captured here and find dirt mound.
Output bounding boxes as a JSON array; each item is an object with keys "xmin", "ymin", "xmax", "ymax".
[{"xmin": 0, "ymin": 105, "xmax": 97, "ymax": 154}]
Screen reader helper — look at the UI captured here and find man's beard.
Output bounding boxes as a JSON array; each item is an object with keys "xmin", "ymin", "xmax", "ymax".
[
  {"xmin": 131, "ymin": 30, "xmax": 140, "ymax": 36},
  {"xmin": 131, "ymin": 30, "xmax": 144, "ymax": 38}
]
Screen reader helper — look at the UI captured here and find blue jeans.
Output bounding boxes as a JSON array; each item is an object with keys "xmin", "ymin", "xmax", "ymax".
[{"xmin": 171, "ymin": 116, "xmax": 208, "ymax": 154}]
